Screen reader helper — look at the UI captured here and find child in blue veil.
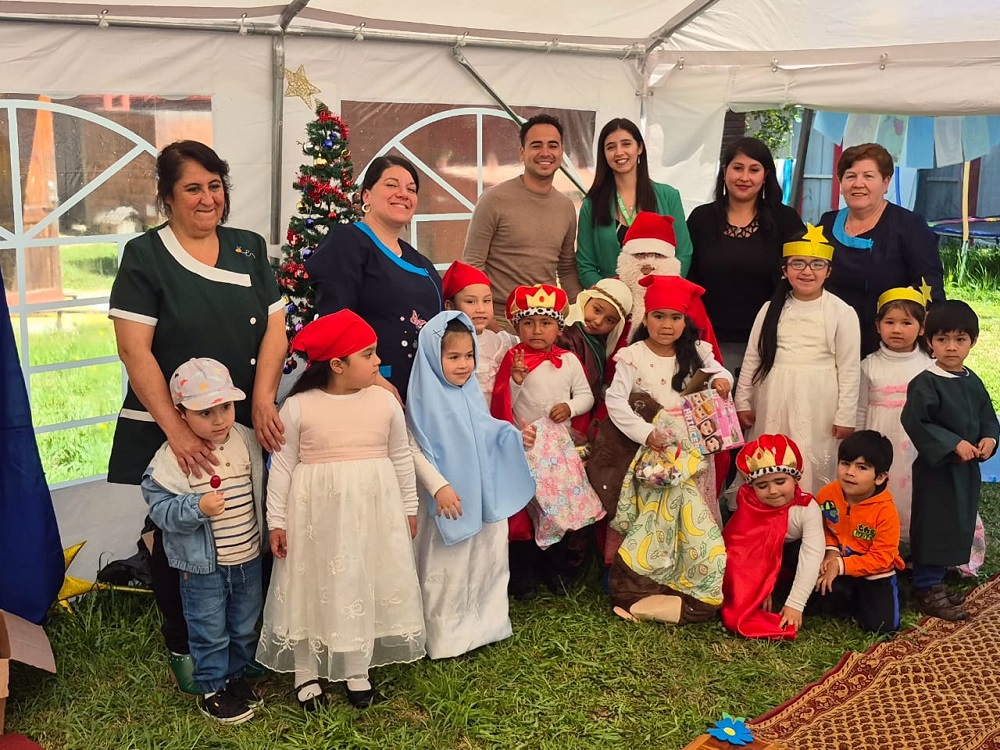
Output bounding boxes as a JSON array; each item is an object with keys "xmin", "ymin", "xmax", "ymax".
[{"xmin": 406, "ymin": 311, "xmax": 536, "ymax": 659}]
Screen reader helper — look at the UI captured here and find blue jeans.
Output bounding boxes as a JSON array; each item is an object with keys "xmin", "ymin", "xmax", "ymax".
[
  {"xmin": 912, "ymin": 564, "xmax": 947, "ymax": 592},
  {"xmin": 179, "ymin": 555, "xmax": 262, "ymax": 694}
]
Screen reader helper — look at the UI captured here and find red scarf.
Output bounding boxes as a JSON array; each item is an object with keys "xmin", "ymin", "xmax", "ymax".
[
  {"xmin": 721, "ymin": 483, "xmax": 813, "ymax": 640},
  {"xmin": 491, "ymin": 343, "xmax": 573, "ymax": 542}
]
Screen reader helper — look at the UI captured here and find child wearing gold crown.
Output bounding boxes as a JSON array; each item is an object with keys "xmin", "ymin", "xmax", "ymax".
[
  {"xmin": 734, "ymin": 224, "xmax": 861, "ymax": 496},
  {"xmin": 721, "ymin": 434, "xmax": 824, "ymax": 640},
  {"xmin": 491, "ymin": 283, "xmax": 604, "ymax": 599},
  {"xmin": 604, "ymin": 275, "xmax": 730, "ymax": 625}
]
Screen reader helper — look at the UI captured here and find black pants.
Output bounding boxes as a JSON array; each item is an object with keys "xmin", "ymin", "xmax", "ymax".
[
  {"xmin": 814, "ymin": 573, "xmax": 901, "ymax": 633},
  {"xmin": 150, "ymin": 524, "xmax": 189, "ymax": 654},
  {"xmin": 509, "ymin": 528, "xmax": 590, "ymax": 593}
]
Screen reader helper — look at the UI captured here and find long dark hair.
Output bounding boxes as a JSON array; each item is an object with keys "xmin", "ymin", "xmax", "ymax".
[
  {"xmin": 632, "ymin": 316, "xmax": 705, "ymax": 392},
  {"xmin": 713, "ymin": 137, "xmax": 784, "ymax": 238},
  {"xmin": 584, "ymin": 118, "xmax": 658, "ymax": 227},
  {"xmin": 751, "ymin": 280, "xmax": 791, "ymax": 385},
  {"xmin": 288, "ymin": 358, "xmax": 333, "ymax": 397}
]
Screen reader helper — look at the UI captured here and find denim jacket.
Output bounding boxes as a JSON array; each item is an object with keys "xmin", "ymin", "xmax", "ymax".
[{"xmin": 142, "ymin": 423, "xmax": 266, "ymax": 574}]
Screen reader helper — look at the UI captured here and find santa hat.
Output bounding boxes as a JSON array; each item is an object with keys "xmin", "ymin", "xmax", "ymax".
[
  {"xmin": 621, "ymin": 212, "xmax": 677, "ymax": 257},
  {"xmin": 565, "ymin": 279, "xmax": 633, "ymax": 358},
  {"xmin": 442, "ymin": 261, "xmax": 491, "ymax": 300},
  {"xmin": 505, "ymin": 284, "xmax": 569, "ymax": 329},
  {"xmin": 736, "ymin": 434, "xmax": 804, "ymax": 481},
  {"xmin": 638, "ymin": 275, "xmax": 704, "ymax": 316},
  {"xmin": 291, "ymin": 309, "xmax": 377, "ymax": 361}
]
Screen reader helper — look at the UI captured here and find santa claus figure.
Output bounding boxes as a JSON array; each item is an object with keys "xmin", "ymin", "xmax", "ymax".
[{"xmin": 615, "ymin": 212, "xmax": 721, "ymax": 358}]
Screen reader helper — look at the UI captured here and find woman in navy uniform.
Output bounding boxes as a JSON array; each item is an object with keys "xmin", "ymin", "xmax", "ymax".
[{"xmin": 109, "ymin": 140, "xmax": 286, "ymax": 691}]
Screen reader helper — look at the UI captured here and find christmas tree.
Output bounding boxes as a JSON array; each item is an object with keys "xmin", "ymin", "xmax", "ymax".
[{"xmin": 277, "ymin": 102, "xmax": 360, "ymax": 372}]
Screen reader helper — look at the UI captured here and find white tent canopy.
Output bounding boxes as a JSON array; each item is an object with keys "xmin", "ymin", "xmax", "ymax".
[{"xmin": 3, "ymin": 0, "xmax": 1000, "ymax": 574}]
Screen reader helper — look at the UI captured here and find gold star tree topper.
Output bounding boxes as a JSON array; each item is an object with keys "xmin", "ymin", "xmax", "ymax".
[{"xmin": 283, "ymin": 65, "xmax": 321, "ymax": 109}]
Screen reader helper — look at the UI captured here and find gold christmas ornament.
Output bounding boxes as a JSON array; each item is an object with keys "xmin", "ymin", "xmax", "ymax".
[{"xmin": 314, "ymin": 157, "xmax": 328, "ymax": 167}]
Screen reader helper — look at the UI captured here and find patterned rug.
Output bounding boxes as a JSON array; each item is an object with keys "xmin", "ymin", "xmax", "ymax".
[{"xmin": 748, "ymin": 574, "xmax": 1000, "ymax": 750}]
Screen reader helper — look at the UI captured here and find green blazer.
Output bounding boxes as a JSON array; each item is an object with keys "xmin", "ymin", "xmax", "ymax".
[{"xmin": 576, "ymin": 181, "xmax": 693, "ymax": 288}]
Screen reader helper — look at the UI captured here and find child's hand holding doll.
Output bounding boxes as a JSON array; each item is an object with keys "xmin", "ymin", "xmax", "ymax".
[
  {"xmin": 710, "ymin": 377, "xmax": 731, "ymax": 399},
  {"xmin": 549, "ymin": 402, "xmax": 571, "ymax": 423},
  {"xmin": 434, "ymin": 485, "xmax": 464, "ymax": 520}
]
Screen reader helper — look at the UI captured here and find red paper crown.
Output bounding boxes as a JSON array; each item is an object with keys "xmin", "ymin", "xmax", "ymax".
[{"xmin": 736, "ymin": 434, "xmax": 804, "ymax": 481}]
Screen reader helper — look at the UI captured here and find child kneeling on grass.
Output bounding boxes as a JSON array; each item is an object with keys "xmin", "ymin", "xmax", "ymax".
[
  {"xmin": 142, "ymin": 358, "xmax": 265, "ymax": 724},
  {"xmin": 721, "ymin": 434, "xmax": 824, "ymax": 640},
  {"xmin": 815, "ymin": 430, "xmax": 904, "ymax": 633}
]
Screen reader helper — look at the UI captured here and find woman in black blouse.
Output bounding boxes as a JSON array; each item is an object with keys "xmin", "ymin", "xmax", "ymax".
[{"xmin": 687, "ymin": 137, "xmax": 805, "ymax": 372}]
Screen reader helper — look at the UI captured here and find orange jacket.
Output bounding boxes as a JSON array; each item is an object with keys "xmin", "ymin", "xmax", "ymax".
[{"xmin": 817, "ymin": 481, "xmax": 905, "ymax": 579}]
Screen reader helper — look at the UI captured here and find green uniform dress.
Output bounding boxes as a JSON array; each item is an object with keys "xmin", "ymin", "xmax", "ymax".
[
  {"xmin": 108, "ymin": 224, "xmax": 284, "ymax": 484},
  {"xmin": 901, "ymin": 364, "xmax": 999, "ymax": 567}
]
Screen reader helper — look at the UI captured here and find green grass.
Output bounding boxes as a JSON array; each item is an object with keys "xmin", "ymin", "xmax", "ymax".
[
  {"xmin": 58, "ymin": 243, "xmax": 118, "ymax": 296},
  {"xmin": 6, "ymin": 486, "xmax": 998, "ymax": 749}
]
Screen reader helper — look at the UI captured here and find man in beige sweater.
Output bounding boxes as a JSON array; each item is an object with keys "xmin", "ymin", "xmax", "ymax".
[{"xmin": 463, "ymin": 114, "xmax": 582, "ymax": 329}]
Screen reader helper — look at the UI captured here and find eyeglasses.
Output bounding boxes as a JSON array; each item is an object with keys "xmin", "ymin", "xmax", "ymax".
[{"xmin": 785, "ymin": 259, "xmax": 830, "ymax": 271}]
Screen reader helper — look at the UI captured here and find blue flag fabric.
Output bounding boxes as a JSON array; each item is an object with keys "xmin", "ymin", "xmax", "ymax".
[{"xmin": 0, "ymin": 276, "xmax": 64, "ymax": 624}]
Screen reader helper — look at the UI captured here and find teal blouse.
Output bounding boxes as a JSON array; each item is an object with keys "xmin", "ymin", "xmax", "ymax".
[{"xmin": 576, "ymin": 181, "xmax": 693, "ymax": 287}]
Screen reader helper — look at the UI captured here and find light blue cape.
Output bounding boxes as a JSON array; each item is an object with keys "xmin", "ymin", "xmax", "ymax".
[{"xmin": 406, "ymin": 311, "xmax": 535, "ymax": 545}]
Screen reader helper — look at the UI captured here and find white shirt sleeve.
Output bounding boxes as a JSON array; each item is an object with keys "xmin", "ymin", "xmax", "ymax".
[
  {"xmin": 696, "ymin": 340, "xmax": 734, "ymax": 387},
  {"xmin": 265, "ymin": 396, "xmax": 300, "ymax": 530},
  {"xmin": 407, "ymin": 429, "xmax": 449, "ymax": 497},
  {"xmin": 605, "ymin": 359, "xmax": 655, "ymax": 445},
  {"xmin": 832, "ymin": 298, "xmax": 862, "ymax": 428},
  {"xmin": 562, "ymin": 353, "xmax": 595, "ymax": 417},
  {"xmin": 783, "ymin": 501, "xmax": 826, "ymax": 612},
  {"xmin": 388, "ymin": 402, "xmax": 419, "ymax": 516},
  {"xmin": 734, "ymin": 302, "xmax": 769, "ymax": 412},
  {"xmin": 856, "ymin": 357, "xmax": 873, "ymax": 430}
]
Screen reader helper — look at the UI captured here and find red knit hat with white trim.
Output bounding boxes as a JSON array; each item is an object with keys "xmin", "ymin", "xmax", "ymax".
[{"xmin": 620, "ymin": 212, "xmax": 677, "ymax": 257}]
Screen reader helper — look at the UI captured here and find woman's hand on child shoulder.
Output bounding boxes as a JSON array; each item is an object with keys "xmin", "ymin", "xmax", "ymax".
[
  {"xmin": 434, "ymin": 485, "xmax": 464, "ymax": 520},
  {"xmin": 549, "ymin": 403, "xmax": 571, "ymax": 423},
  {"xmin": 737, "ymin": 411, "xmax": 755, "ymax": 430},
  {"xmin": 832, "ymin": 425, "xmax": 855, "ymax": 440},
  {"xmin": 520, "ymin": 419, "xmax": 537, "ymax": 451},
  {"xmin": 778, "ymin": 606, "xmax": 803, "ymax": 630},
  {"xmin": 511, "ymin": 349, "xmax": 528, "ymax": 385},
  {"xmin": 710, "ymin": 378, "xmax": 731, "ymax": 399},
  {"xmin": 199, "ymin": 491, "xmax": 225, "ymax": 518},
  {"xmin": 269, "ymin": 529, "xmax": 287, "ymax": 558}
]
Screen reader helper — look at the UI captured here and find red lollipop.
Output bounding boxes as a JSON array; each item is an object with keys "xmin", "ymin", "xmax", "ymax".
[{"xmin": 210, "ymin": 475, "xmax": 222, "ymax": 489}]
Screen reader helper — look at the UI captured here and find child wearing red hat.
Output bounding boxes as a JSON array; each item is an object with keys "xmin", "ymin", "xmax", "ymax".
[
  {"xmin": 441, "ymin": 260, "xmax": 519, "ymax": 403},
  {"xmin": 256, "ymin": 310, "xmax": 425, "ymax": 710},
  {"xmin": 721, "ymin": 434, "xmax": 824, "ymax": 640},
  {"xmin": 604, "ymin": 275, "xmax": 732, "ymax": 624},
  {"xmin": 491, "ymin": 284, "xmax": 604, "ymax": 600}
]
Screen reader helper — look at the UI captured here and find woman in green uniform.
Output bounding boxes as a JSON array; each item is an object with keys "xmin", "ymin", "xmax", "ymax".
[{"xmin": 108, "ymin": 141, "xmax": 286, "ymax": 691}]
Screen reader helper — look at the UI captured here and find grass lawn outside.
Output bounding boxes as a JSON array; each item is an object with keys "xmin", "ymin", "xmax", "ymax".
[{"xmin": 6, "ymin": 484, "xmax": 999, "ymax": 749}]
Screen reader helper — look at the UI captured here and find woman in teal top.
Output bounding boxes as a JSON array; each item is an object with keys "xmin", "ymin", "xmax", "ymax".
[{"xmin": 576, "ymin": 118, "xmax": 693, "ymax": 287}]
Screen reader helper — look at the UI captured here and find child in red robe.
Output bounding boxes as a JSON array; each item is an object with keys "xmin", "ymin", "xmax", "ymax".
[{"xmin": 721, "ymin": 434, "xmax": 824, "ymax": 640}]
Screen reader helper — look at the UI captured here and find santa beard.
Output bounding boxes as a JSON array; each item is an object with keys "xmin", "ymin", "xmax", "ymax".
[{"xmin": 616, "ymin": 252, "xmax": 682, "ymax": 340}]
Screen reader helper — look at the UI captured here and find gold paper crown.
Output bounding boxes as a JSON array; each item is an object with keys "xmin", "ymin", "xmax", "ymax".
[
  {"xmin": 737, "ymin": 434, "xmax": 803, "ymax": 480},
  {"xmin": 783, "ymin": 224, "xmax": 834, "ymax": 261},
  {"xmin": 526, "ymin": 287, "xmax": 557, "ymax": 309},
  {"xmin": 877, "ymin": 286, "xmax": 925, "ymax": 311},
  {"xmin": 744, "ymin": 445, "xmax": 795, "ymax": 474}
]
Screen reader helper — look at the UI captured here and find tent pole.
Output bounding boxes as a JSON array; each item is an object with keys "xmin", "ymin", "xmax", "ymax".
[
  {"xmin": 452, "ymin": 48, "xmax": 586, "ymax": 195},
  {"xmin": 644, "ymin": 0, "xmax": 722, "ymax": 55},
  {"xmin": 789, "ymin": 108, "xmax": 815, "ymax": 212},
  {"xmin": 270, "ymin": 35, "xmax": 287, "ymax": 246}
]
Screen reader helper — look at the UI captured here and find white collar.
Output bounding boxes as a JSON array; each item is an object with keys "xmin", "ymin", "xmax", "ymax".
[{"xmin": 158, "ymin": 225, "xmax": 251, "ymax": 287}]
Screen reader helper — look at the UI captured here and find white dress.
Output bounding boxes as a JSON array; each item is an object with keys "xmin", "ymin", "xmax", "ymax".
[
  {"xmin": 475, "ymin": 329, "xmax": 518, "ymax": 403},
  {"xmin": 409, "ymin": 433, "xmax": 512, "ymax": 660},
  {"xmin": 735, "ymin": 292, "xmax": 861, "ymax": 496},
  {"xmin": 857, "ymin": 345, "xmax": 933, "ymax": 542},
  {"xmin": 257, "ymin": 387, "xmax": 425, "ymax": 681}
]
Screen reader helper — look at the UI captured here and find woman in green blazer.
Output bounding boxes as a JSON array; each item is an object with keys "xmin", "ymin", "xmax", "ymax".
[{"xmin": 576, "ymin": 118, "xmax": 692, "ymax": 287}]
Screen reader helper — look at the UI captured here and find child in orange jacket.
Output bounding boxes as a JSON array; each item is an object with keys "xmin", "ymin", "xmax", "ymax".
[{"xmin": 815, "ymin": 430, "xmax": 905, "ymax": 632}]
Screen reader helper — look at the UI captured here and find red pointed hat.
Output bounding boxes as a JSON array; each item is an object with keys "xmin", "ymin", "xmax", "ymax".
[
  {"xmin": 291, "ymin": 309, "xmax": 377, "ymax": 361},
  {"xmin": 638, "ymin": 275, "xmax": 705, "ymax": 315},
  {"xmin": 505, "ymin": 283, "xmax": 569, "ymax": 327},
  {"xmin": 621, "ymin": 212, "xmax": 676, "ymax": 257},
  {"xmin": 736, "ymin": 434, "xmax": 804, "ymax": 481},
  {"xmin": 442, "ymin": 261, "xmax": 492, "ymax": 300}
]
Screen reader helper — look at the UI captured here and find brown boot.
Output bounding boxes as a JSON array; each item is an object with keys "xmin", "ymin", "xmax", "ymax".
[{"xmin": 915, "ymin": 584, "xmax": 969, "ymax": 621}]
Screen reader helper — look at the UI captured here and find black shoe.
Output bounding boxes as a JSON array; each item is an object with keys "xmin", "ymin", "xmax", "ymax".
[
  {"xmin": 227, "ymin": 677, "xmax": 262, "ymax": 707},
  {"xmin": 295, "ymin": 680, "xmax": 328, "ymax": 712},
  {"xmin": 344, "ymin": 682, "xmax": 382, "ymax": 709},
  {"xmin": 199, "ymin": 686, "xmax": 254, "ymax": 724},
  {"xmin": 509, "ymin": 581, "xmax": 538, "ymax": 601}
]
